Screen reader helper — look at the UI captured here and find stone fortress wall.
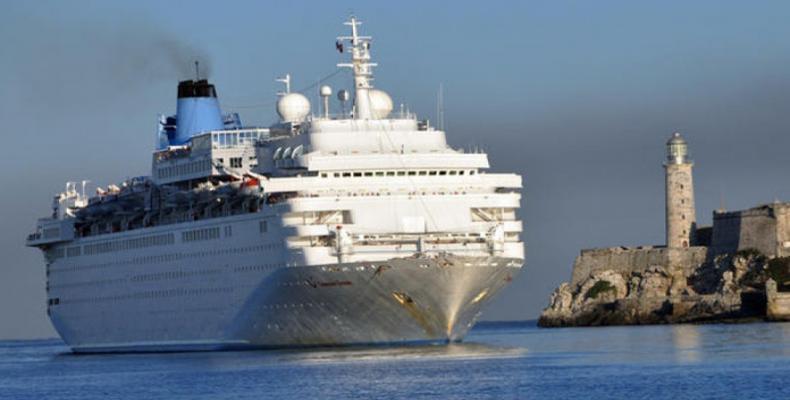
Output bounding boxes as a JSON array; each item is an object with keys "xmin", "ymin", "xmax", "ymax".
[
  {"xmin": 570, "ymin": 246, "xmax": 707, "ymax": 286},
  {"xmin": 710, "ymin": 203, "xmax": 790, "ymax": 258}
]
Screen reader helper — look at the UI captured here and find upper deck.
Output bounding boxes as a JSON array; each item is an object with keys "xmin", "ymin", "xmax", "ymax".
[{"xmin": 152, "ymin": 128, "xmax": 269, "ymax": 185}]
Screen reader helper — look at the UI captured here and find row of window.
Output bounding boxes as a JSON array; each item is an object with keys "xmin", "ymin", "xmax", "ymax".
[
  {"xmin": 234, "ymin": 263, "xmax": 284, "ymax": 273},
  {"xmin": 66, "ymin": 246, "xmax": 81, "ymax": 257},
  {"xmin": 131, "ymin": 268, "xmax": 222, "ymax": 283},
  {"xmin": 182, "ymin": 227, "xmax": 221, "ymax": 242},
  {"xmin": 43, "ymin": 227, "xmax": 60, "ymax": 239},
  {"xmin": 157, "ymin": 159, "xmax": 211, "ymax": 179},
  {"xmin": 48, "ymin": 277, "xmax": 125, "ymax": 290},
  {"xmin": 57, "ymin": 286, "xmax": 235, "ymax": 305},
  {"xmin": 49, "ymin": 262, "xmax": 285, "ymax": 292},
  {"xmin": 48, "ymin": 243, "xmax": 282, "ymax": 274},
  {"xmin": 67, "ymin": 222, "xmax": 268, "ymax": 258},
  {"xmin": 212, "ymin": 130, "xmax": 263, "ymax": 148},
  {"xmin": 319, "ymin": 169, "xmax": 477, "ymax": 178},
  {"xmin": 84, "ymin": 234, "xmax": 175, "ymax": 255},
  {"xmin": 259, "ymin": 302, "xmax": 327, "ymax": 311},
  {"xmin": 47, "ymin": 248, "xmax": 65, "ymax": 260}
]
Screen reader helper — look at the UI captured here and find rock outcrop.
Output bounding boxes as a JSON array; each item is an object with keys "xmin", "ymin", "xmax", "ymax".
[{"xmin": 539, "ymin": 250, "xmax": 790, "ymax": 327}]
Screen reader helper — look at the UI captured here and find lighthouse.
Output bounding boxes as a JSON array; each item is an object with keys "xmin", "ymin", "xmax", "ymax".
[{"xmin": 664, "ymin": 132, "xmax": 696, "ymax": 248}]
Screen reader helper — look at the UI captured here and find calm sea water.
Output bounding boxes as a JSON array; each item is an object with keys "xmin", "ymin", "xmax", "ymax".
[{"xmin": 1, "ymin": 321, "xmax": 789, "ymax": 399}]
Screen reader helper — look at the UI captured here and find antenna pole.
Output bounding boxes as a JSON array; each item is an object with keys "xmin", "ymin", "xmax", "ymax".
[
  {"xmin": 276, "ymin": 74, "xmax": 291, "ymax": 96},
  {"xmin": 194, "ymin": 61, "xmax": 200, "ymax": 80},
  {"xmin": 437, "ymin": 83, "xmax": 445, "ymax": 131},
  {"xmin": 337, "ymin": 16, "xmax": 377, "ymax": 119}
]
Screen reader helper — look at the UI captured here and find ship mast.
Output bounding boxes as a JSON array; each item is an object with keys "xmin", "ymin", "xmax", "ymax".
[{"xmin": 337, "ymin": 16, "xmax": 377, "ymax": 120}]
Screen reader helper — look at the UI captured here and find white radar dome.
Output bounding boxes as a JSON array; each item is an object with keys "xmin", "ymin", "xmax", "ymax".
[
  {"xmin": 277, "ymin": 93, "xmax": 311, "ymax": 123},
  {"xmin": 369, "ymin": 89, "xmax": 393, "ymax": 119}
]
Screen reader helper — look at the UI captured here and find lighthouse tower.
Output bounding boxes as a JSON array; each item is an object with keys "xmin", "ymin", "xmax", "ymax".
[{"xmin": 664, "ymin": 132, "xmax": 696, "ymax": 248}]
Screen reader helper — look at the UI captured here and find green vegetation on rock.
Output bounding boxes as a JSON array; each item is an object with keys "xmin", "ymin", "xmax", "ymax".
[
  {"xmin": 586, "ymin": 280, "xmax": 615, "ymax": 300},
  {"xmin": 736, "ymin": 248, "xmax": 764, "ymax": 261}
]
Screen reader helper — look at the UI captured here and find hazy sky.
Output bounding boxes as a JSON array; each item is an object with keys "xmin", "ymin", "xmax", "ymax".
[{"xmin": 1, "ymin": 1, "xmax": 789, "ymax": 339}]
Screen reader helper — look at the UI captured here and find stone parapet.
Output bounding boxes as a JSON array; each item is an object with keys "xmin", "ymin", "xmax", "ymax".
[{"xmin": 571, "ymin": 246, "xmax": 707, "ymax": 286}]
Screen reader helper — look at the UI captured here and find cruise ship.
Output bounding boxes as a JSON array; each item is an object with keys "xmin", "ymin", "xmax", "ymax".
[{"xmin": 26, "ymin": 17, "xmax": 525, "ymax": 353}]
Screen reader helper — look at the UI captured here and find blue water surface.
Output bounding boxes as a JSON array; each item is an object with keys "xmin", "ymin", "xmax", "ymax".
[{"xmin": 1, "ymin": 321, "xmax": 789, "ymax": 399}]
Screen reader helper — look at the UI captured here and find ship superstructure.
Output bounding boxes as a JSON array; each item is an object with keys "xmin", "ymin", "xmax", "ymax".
[{"xmin": 26, "ymin": 17, "xmax": 524, "ymax": 352}]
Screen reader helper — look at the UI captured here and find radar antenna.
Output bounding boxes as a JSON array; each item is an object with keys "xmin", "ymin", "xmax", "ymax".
[{"xmin": 336, "ymin": 16, "xmax": 377, "ymax": 119}]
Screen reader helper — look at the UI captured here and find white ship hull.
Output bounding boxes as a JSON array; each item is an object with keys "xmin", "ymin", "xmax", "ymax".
[{"xmin": 45, "ymin": 214, "xmax": 522, "ymax": 353}]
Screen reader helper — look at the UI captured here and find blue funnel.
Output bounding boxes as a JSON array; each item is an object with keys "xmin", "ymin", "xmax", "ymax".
[{"xmin": 173, "ymin": 79, "xmax": 224, "ymax": 145}]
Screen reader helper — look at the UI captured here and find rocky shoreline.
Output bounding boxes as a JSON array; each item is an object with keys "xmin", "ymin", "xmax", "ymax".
[{"xmin": 539, "ymin": 251, "xmax": 790, "ymax": 327}]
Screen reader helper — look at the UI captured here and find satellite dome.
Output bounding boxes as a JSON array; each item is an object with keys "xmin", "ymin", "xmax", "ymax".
[
  {"xmin": 369, "ymin": 89, "xmax": 393, "ymax": 119},
  {"xmin": 320, "ymin": 85, "xmax": 332, "ymax": 97},
  {"xmin": 277, "ymin": 93, "xmax": 310, "ymax": 123}
]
